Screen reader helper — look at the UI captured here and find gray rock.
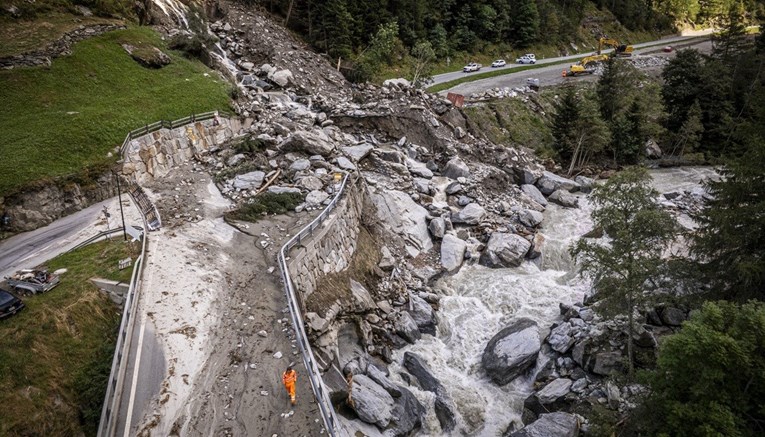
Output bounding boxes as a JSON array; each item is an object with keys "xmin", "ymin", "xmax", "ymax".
[
  {"xmin": 518, "ymin": 209, "xmax": 544, "ymax": 227},
  {"xmin": 387, "ymin": 385, "xmax": 424, "ymax": 436},
  {"xmin": 408, "ymin": 294, "xmax": 437, "ymax": 335},
  {"xmin": 239, "ymin": 61, "xmax": 255, "ymax": 71},
  {"xmin": 379, "ymin": 246, "xmax": 396, "ymax": 271},
  {"xmin": 279, "ymin": 129, "xmax": 335, "ymax": 156},
  {"xmin": 571, "ymin": 340, "xmax": 588, "ymax": 368},
  {"xmin": 371, "ymin": 190, "xmax": 433, "ymax": 257},
  {"xmin": 480, "ymin": 233, "xmax": 531, "ymax": 268},
  {"xmin": 455, "ymin": 126, "xmax": 466, "ymax": 139},
  {"xmin": 407, "ymin": 159, "xmax": 434, "ymax": 178},
  {"xmin": 412, "ymin": 178, "xmax": 431, "ymax": 194},
  {"xmin": 227, "ymin": 153, "xmax": 246, "ymax": 167},
  {"xmin": 645, "ymin": 139, "xmax": 662, "ymax": 159},
  {"xmin": 305, "ymin": 312, "xmax": 329, "ymax": 332},
  {"xmin": 445, "ymin": 182, "xmax": 462, "ymax": 195},
  {"xmin": 606, "ymin": 380, "xmax": 621, "ymax": 409},
  {"xmin": 383, "ymin": 78, "xmax": 411, "ymax": 88},
  {"xmin": 349, "ymin": 374, "xmax": 395, "ymax": 428},
  {"xmin": 393, "ymin": 311, "xmax": 421, "ymax": 344},
  {"xmin": 457, "ymin": 196, "xmax": 473, "ymax": 206},
  {"xmin": 305, "ymin": 190, "xmax": 329, "ymax": 206},
  {"xmin": 336, "ymin": 156, "xmax": 357, "ymax": 171},
  {"xmin": 518, "ymin": 168, "xmax": 541, "ymax": 185},
  {"xmin": 536, "ymin": 171, "xmax": 581, "ymax": 195},
  {"xmin": 428, "ymin": 217, "xmax": 446, "ymax": 239},
  {"xmin": 350, "ymin": 279, "xmax": 377, "ymax": 312},
  {"xmin": 377, "ymin": 149, "xmax": 406, "ymax": 164},
  {"xmin": 442, "ymin": 156, "xmax": 470, "ymax": 180},
  {"xmin": 289, "ymin": 158, "xmax": 311, "ymax": 172},
  {"xmin": 233, "ymin": 171, "xmax": 266, "ymax": 190},
  {"xmin": 440, "ymin": 234, "xmax": 467, "ymax": 272},
  {"xmin": 342, "ymin": 144, "xmax": 374, "ymax": 161},
  {"xmin": 571, "ymin": 378, "xmax": 588, "ymax": 393},
  {"xmin": 403, "ymin": 352, "xmax": 457, "ymax": 432},
  {"xmin": 482, "ymin": 318, "xmax": 541, "ymax": 385},
  {"xmin": 270, "ymin": 69, "xmax": 293, "ymax": 87},
  {"xmin": 547, "ymin": 322, "xmax": 575, "ymax": 353},
  {"xmin": 574, "ymin": 176, "xmax": 596, "ymax": 194},
  {"xmin": 549, "ymin": 190, "xmax": 579, "ymax": 208},
  {"xmin": 660, "ymin": 307, "xmax": 686, "ymax": 326},
  {"xmin": 521, "ymin": 184, "xmax": 548, "ymax": 207},
  {"xmin": 267, "ymin": 186, "xmax": 301, "ymax": 195},
  {"xmin": 451, "ymin": 203, "xmax": 486, "ymax": 225},
  {"xmin": 537, "ymin": 378, "xmax": 573, "ymax": 404},
  {"xmin": 591, "ymin": 351, "xmax": 623, "ymax": 376},
  {"xmin": 297, "ymin": 175, "xmax": 323, "ymax": 191},
  {"xmin": 509, "ymin": 412, "xmax": 579, "ymax": 437}
]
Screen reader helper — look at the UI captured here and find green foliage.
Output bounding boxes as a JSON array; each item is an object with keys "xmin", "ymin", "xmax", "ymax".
[
  {"xmin": 571, "ymin": 167, "xmax": 677, "ymax": 375},
  {"xmin": 409, "ymin": 40, "xmax": 436, "ymax": 86},
  {"xmin": 510, "ymin": 0, "xmax": 541, "ymax": 48},
  {"xmin": 352, "ymin": 22, "xmax": 402, "ymax": 82},
  {"xmin": 0, "ymin": 26, "xmax": 231, "ymax": 198},
  {"xmin": 74, "ymin": 340, "xmax": 117, "ymax": 434},
  {"xmin": 233, "ymin": 136, "xmax": 267, "ymax": 155},
  {"xmin": 226, "ymin": 192, "xmax": 305, "ymax": 222},
  {"xmin": 551, "ymin": 86, "xmax": 610, "ymax": 174},
  {"xmin": 644, "ymin": 300, "xmax": 765, "ymax": 437}
]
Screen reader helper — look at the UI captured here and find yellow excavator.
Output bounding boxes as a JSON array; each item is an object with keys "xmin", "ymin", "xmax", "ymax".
[
  {"xmin": 598, "ymin": 37, "xmax": 633, "ymax": 57},
  {"xmin": 563, "ymin": 37, "xmax": 634, "ymax": 77}
]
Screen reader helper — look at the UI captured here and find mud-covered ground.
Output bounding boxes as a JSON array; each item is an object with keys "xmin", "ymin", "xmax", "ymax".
[{"xmin": 135, "ymin": 162, "xmax": 323, "ymax": 436}]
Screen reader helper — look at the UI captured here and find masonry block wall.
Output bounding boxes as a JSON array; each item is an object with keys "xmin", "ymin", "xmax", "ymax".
[
  {"xmin": 288, "ymin": 177, "xmax": 365, "ymax": 305},
  {"xmin": 122, "ymin": 118, "xmax": 242, "ymax": 183}
]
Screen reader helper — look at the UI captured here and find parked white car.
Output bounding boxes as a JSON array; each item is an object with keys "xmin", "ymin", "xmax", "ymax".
[
  {"xmin": 516, "ymin": 55, "xmax": 536, "ymax": 64},
  {"xmin": 463, "ymin": 62, "xmax": 482, "ymax": 72},
  {"xmin": 491, "ymin": 59, "xmax": 506, "ymax": 68}
]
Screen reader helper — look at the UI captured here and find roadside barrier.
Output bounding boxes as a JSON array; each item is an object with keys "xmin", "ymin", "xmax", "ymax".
[{"xmin": 277, "ymin": 173, "xmax": 351, "ymax": 437}]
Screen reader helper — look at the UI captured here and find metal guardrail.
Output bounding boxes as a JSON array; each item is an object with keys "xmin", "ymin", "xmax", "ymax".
[
  {"xmin": 277, "ymin": 173, "xmax": 352, "ymax": 437},
  {"xmin": 119, "ymin": 110, "xmax": 233, "ymax": 155},
  {"xmin": 67, "ymin": 228, "xmax": 130, "ymax": 253}
]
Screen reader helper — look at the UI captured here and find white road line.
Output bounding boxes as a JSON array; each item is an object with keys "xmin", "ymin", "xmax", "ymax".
[{"xmin": 123, "ymin": 312, "xmax": 148, "ymax": 437}]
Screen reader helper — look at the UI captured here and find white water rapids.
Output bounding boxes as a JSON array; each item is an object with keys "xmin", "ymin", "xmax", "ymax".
[{"xmin": 388, "ymin": 167, "xmax": 717, "ymax": 436}]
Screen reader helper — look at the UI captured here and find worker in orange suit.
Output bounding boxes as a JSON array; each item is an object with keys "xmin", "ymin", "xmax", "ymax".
[{"xmin": 282, "ymin": 366, "xmax": 297, "ymax": 405}]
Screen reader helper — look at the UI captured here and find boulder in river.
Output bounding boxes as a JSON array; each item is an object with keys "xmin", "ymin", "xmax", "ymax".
[
  {"xmin": 440, "ymin": 233, "xmax": 467, "ymax": 272},
  {"xmin": 408, "ymin": 293, "xmax": 438, "ymax": 335},
  {"xmin": 480, "ymin": 233, "xmax": 531, "ymax": 268},
  {"xmin": 482, "ymin": 318, "xmax": 541, "ymax": 385},
  {"xmin": 442, "ymin": 156, "xmax": 470, "ymax": 180},
  {"xmin": 521, "ymin": 184, "xmax": 548, "ymax": 207},
  {"xmin": 349, "ymin": 374, "xmax": 395, "ymax": 428},
  {"xmin": 549, "ymin": 190, "xmax": 579, "ymax": 208},
  {"xmin": 403, "ymin": 352, "xmax": 457, "ymax": 432},
  {"xmin": 508, "ymin": 412, "xmax": 580, "ymax": 437},
  {"xmin": 451, "ymin": 203, "xmax": 486, "ymax": 225},
  {"xmin": 536, "ymin": 171, "xmax": 581, "ymax": 195}
]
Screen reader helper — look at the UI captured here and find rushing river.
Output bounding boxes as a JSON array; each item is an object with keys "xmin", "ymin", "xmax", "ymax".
[{"xmin": 389, "ymin": 167, "xmax": 717, "ymax": 436}]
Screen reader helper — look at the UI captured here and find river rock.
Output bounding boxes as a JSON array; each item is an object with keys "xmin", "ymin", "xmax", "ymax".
[
  {"xmin": 403, "ymin": 352, "xmax": 457, "ymax": 432},
  {"xmin": 370, "ymin": 189, "xmax": 433, "ymax": 257},
  {"xmin": 518, "ymin": 209, "xmax": 544, "ymax": 227},
  {"xmin": 591, "ymin": 351, "xmax": 623, "ymax": 376},
  {"xmin": 366, "ymin": 364, "xmax": 402, "ymax": 398},
  {"xmin": 387, "ymin": 385, "xmax": 425, "ymax": 436},
  {"xmin": 350, "ymin": 280, "xmax": 377, "ymax": 312},
  {"xmin": 521, "ymin": 184, "xmax": 548, "ymax": 207},
  {"xmin": 517, "ymin": 167, "xmax": 541, "ymax": 185},
  {"xmin": 536, "ymin": 171, "xmax": 581, "ymax": 195},
  {"xmin": 349, "ymin": 374, "xmax": 395, "ymax": 428},
  {"xmin": 509, "ymin": 412, "xmax": 579, "ymax": 437},
  {"xmin": 233, "ymin": 171, "xmax": 266, "ymax": 190},
  {"xmin": 407, "ymin": 158, "xmax": 434, "ymax": 178},
  {"xmin": 480, "ymin": 233, "xmax": 531, "ymax": 268},
  {"xmin": 279, "ymin": 129, "xmax": 335, "ymax": 156},
  {"xmin": 428, "ymin": 217, "xmax": 446, "ymax": 238},
  {"xmin": 270, "ymin": 69, "xmax": 294, "ymax": 87},
  {"xmin": 413, "ymin": 178, "xmax": 431, "ymax": 194},
  {"xmin": 442, "ymin": 156, "xmax": 470, "ymax": 180},
  {"xmin": 408, "ymin": 293, "xmax": 437, "ymax": 335},
  {"xmin": 547, "ymin": 322, "xmax": 575, "ymax": 353},
  {"xmin": 445, "ymin": 181, "xmax": 462, "ymax": 195},
  {"xmin": 574, "ymin": 176, "xmax": 595, "ymax": 193},
  {"xmin": 440, "ymin": 233, "xmax": 467, "ymax": 272},
  {"xmin": 342, "ymin": 144, "xmax": 374, "ymax": 161},
  {"xmin": 482, "ymin": 318, "xmax": 541, "ymax": 385},
  {"xmin": 549, "ymin": 190, "xmax": 579, "ymax": 208},
  {"xmin": 392, "ymin": 311, "xmax": 421, "ymax": 344},
  {"xmin": 451, "ymin": 203, "xmax": 486, "ymax": 225}
]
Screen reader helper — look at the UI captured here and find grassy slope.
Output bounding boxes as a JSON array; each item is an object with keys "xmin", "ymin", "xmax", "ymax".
[
  {"xmin": 0, "ymin": 26, "xmax": 231, "ymax": 197},
  {"xmin": 0, "ymin": 240, "xmax": 137, "ymax": 436}
]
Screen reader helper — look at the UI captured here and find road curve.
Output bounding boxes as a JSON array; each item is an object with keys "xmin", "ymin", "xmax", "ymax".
[{"xmin": 430, "ymin": 32, "xmax": 714, "ymax": 87}]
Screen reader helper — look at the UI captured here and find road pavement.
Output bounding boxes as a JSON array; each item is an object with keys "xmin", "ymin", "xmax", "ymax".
[{"xmin": 431, "ymin": 32, "xmax": 714, "ymax": 87}]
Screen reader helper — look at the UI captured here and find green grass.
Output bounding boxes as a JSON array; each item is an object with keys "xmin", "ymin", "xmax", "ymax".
[
  {"xmin": 0, "ymin": 239, "xmax": 138, "ymax": 436},
  {"xmin": 0, "ymin": 26, "xmax": 231, "ymax": 197}
]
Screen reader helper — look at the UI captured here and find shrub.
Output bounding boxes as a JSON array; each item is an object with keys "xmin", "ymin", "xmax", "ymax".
[{"xmin": 226, "ymin": 192, "xmax": 304, "ymax": 222}]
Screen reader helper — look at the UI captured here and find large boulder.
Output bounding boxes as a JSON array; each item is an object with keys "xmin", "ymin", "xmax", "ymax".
[
  {"xmin": 350, "ymin": 280, "xmax": 377, "ymax": 312},
  {"xmin": 548, "ymin": 190, "xmax": 579, "ymax": 208},
  {"xmin": 451, "ymin": 203, "xmax": 486, "ymax": 225},
  {"xmin": 590, "ymin": 351, "xmax": 623, "ymax": 376},
  {"xmin": 387, "ymin": 385, "xmax": 425, "ymax": 436},
  {"xmin": 349, "ymin": 374, "xmax": 395, "ymax": 428},
  {"xmin": 428, "ymin": 217, "xmax": 446, "ymax": 239},
  {"xmin": 536, "ymin": 171, "xmax": 581, "ymax": 195},
  {"xmin": 574, "ymin": 176, "xmax": 595, "ymax": 194},
  {"xmin": 279, "ymin": 129, "xmax": 336, "ymax": 156},
  {"xmin": 440, "ymin": 234, "xmax": 467, "ymax": 272},
  {"xmin": 524, "ymin": 378, "xmax": 573, "ymax": 417},
  {"xmin": 659, "ymin": 307, "xmax": 686, "ymax": 326},
  {"xmin": 482, "ymin": 318, "xmax": 541, "ymax": 385},
  {"xmin": 342, "ymin": 144, "xmax": 375, "ymax": 161},
  {"xmin": 509, "ymin": 412, "xmax": 579, "ymax": 437},
  {"xmin": 233, "ymin": 171, "xmax": 266, "ymax": 190},
  {"xmin": 408, "ymin": 294, "xmax": 438, "ymax": 335},
  {"xmin": 392, "ymin": 311, "xmax": 421, "ymax": 344},
  {"xmin": 521, "ymin": 184, "xmax": 548, "ymax": 207},
  {"xmin": 518, "ymin": 209, "xmax": 544, "ymax": 228},
  {"xmin": 371, "ymin": 190, "xmax": 433, "ymax": 257},
  {"xmin": 403, "ymin": 352, "xmax": 457, "ymax": 432},
  {"xmin": 547, "ymin": 322, "xmax": 575, "ymax": 354},
  {"xmin": 442, "ymin": 156, "xmax": 470, "ymax": 180},
  {"xmin": 480, "ymin": 233, "xmax": 531, "ymax": 268},
  {"xmin": 270, "ymin": 69, "xmax": 294, "ymax": 87}
]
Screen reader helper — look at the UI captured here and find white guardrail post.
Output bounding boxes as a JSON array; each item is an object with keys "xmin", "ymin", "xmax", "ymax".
[{"xmin": 278, "ymin": 173, "xmax": 351, "ymax": 437}]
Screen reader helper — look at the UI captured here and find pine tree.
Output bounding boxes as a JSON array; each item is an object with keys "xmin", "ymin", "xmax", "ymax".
[{"xmin": 510, "ymin": 0, "xmax": 540, "ymax": 47}]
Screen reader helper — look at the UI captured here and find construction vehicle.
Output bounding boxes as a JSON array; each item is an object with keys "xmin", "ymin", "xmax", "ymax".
[
  {"xmin": 598, "ymin": 37, "xmax": 633, "ymax": 57},
  {"xmin": 6, "ymin": 269, "xmax": 60, "ymax": 294},
  {"xmin": 563, "ymin": 54, "xmax": 609, "ymax": 76}
]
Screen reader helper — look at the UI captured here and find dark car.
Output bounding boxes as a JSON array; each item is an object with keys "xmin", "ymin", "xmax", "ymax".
[{"xmin": 0, "ymin": 289, "xmax": 25, "ymax": 320}]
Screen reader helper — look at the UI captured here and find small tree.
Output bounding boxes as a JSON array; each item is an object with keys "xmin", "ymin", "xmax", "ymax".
[
  {"xmin": 409, "ymin": 40, "xmax": 436, "ymax": 87},
  {"xmin": 644, "ymin": 300, "xmax": 765, "ymax": 436},
  {"xmin": 571, "ymin": 167, "xmax": 677, "ymax": 377},
  {"xmin": 551, "ymin": 87, "xmax": 609, "ymax": 175}
]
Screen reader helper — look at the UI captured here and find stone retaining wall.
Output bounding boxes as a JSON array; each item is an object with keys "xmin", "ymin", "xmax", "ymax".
[
  {"xmin": 122, "ymin": 117, "xmax": 243, "ymax": 183},
  {"xmin": 287, "ymin": 176, "xmax": 366, "ymax": 305}
]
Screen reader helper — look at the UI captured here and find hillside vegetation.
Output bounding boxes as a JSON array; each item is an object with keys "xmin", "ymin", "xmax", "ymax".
[{"xmin": 0, "ymin": 26, "xmax": 231, "ymax": 197}]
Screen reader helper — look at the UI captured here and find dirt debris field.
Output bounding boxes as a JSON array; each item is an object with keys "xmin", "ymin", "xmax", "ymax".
[{"xmin": 135, "ymin": 162, "xmax": 324, "ymax": 436}]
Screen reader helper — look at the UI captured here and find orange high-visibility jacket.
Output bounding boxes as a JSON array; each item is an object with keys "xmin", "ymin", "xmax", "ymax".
[{"xmin": 283, "ymin": 370, "xmax": 297, "ymax": 386}]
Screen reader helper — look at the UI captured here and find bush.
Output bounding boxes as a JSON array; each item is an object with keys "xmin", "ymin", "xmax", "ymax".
[
  {"xmin": 226, "ymin": 192, "xmax": 304, "ymax": 222},
  {"xmin": 169, "ymin": 33, "xmax": 213, "ymax": 66}
]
